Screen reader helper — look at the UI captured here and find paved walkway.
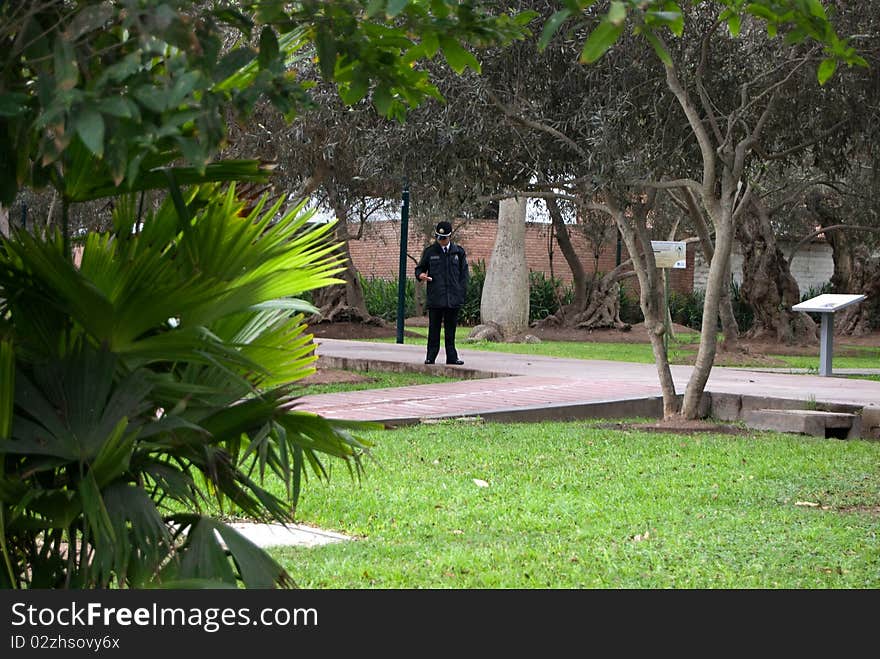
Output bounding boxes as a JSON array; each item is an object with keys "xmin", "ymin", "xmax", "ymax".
[{"xmin": 299, "ymin": 338, "xmax": 880, "ymax": 428}]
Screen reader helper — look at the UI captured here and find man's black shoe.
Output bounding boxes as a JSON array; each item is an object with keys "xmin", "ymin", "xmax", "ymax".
[
  {"xmin": 447, "ymin": 359, "xmax": 464, "ymax": 365},
  {"xmin": 424, "ymin": 359, "xmax": 435, "ymax": 364}
]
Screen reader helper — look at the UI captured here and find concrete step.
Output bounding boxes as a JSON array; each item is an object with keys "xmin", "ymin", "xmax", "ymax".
[{"xmin": 744, "ymin": 408, "xmax": 862, "ymax": 439}]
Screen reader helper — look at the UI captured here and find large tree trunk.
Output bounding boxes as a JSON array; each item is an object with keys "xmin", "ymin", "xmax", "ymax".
[
  {"xmin": 0, "ymin": 204, "xmax": 9, "ymax": 237},
  {"xmin": 480, "ymin": 196, "xmax": 529, "ymax": 337},
  {"xmin": 807, "ymin": 194, "xmax": 880, "ymax": 336},
  {"xmin": 534, "ymin": 196, "xmax": 629, "ymax": 330},
  {"xmin": 571, "ymin": 268, "xmax": 634, "ymax": 329},
  {"xmin": 311, "ymin": 237, "xmax": 381, "ymax": 324},
  {"xmin": 736, "ymin": 199, "xmax": 817, "ymax": 344},
  {"xmin": 825, "ymin": 235, "xmax": 880, "ymax": 336}
]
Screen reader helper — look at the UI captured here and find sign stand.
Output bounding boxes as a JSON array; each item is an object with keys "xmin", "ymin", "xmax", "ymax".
[
  {"xmin": 651, "ymin": 241, "xmax": 687, "ymax": 353},
  {"xmin": 791, "ymin": 293, "xmax": 866, "ymax": 376}
]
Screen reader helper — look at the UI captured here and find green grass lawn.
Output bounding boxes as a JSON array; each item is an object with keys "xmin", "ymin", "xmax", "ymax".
[
  {"xmin": 291, "ymin": 369, "xmax": 456, "ymax": 396},
  {"xmin": 267, "ymin": 419, "xmax": 880, "ymax": 589},
  {"xmin": 370, "ymin": 326, "xmax": 880, "ymax": 371}
]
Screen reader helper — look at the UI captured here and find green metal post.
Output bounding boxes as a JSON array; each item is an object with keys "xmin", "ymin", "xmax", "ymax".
[{"xmin": 396, "ymin": 178, "xmax": 410, "ymax": 344}]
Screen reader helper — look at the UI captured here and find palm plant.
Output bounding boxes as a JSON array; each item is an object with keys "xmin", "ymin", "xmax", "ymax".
[{"xmin": 0, "ymin": 183, "xmax": 377, "ymax": 589}]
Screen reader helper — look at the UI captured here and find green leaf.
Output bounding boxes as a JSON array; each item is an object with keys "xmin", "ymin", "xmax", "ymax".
[
  {"xmin": 258, "ymin": 26, "xmax": 279, "ymax": 70},
  {"xmin": 133, "ymin": 85, "xmax": 169, "ymax": 113},
  {"xmin": 79, "ymin": 473, "xmax": 117, "ymax": 547},
  {"xmin": 644, "ymin": 31, "xmax": 672, "ymax": 68},
  {"xmin": 430, "ymin": 0, "xmax": 450, "ymax": 19},
  {"xmin": 807, "ymin": 0, "xmax": 827, "ymax": 20},
  {"xmin": 727, "ymin": 13, "xmax": 742, "ymax": 37},
  {"xmin": 746, "ymin": 4, "xmax": 778, "ymax": 22},
  {"xmin": 97, "ymin": 97, "xmax": 134, "ymax": 118},
  {"xmin": 315, "ymin": 27, "xmax": 337, "ymax": 80},
  {"xmin": 662, "ymin": 2, "xmax": 685, "ymax": 37},
  {"xmin": 214, "ymin": 523, "xmax": 293, "ymax": 588},
  {"xmin": 75, "ymin": 108, "xmax": 105, "ymax": 158},
  {"xmin": 817, "ymin": 57, "xmax": 837, "ymax": 85},
  {"xmin": 210, "ymin": 8, "xmax": 255, "ymax": 36},
  {"xmin": 339, "ymin": 73, "xmax": 370, "ymax": 105},
  {"xmin": 388, "ymin": 0, "xmax": 409, "ymax": 17},
  {"xmin": 608, "ymin": 1, "xmax": 627, "ymax": 25},
  {"xmin": 176, "ymin": 516, "xmax": 238, "ymax": 585},
  {"xmin": 439, "ymin": 37, "xmax": 480, "ymax": 74},
  {"xmin": 0, "ymin": 340, "xmax": 13, "ymax": 439},
  {"xmin": 0, "ymin": 93, "xmax": 29, "ymax": 118},
  {"xmin": 255, "ymin": 1, "xmax": 286, "ymax": 23},
  {"xmin": 65, "ymin": 4, "xmax": 115, "ymax": 41},
  {"xmin": 53, "ymin": 39, "xmax": 78, "ymax": 91},
  {"xmin": 579, "ymin": 20, "xmax": 624, "ymax": 64},
  {"xmin": 365, "ymin": 0, "xmax": 386, "ymax": 18},
  {"xmin": 421, "ymin": 31, "xmax": 440, "ymax": 58},
  {"xmin": 373, "ymin": 85, "xmax": 393, "ymax": 117},
  {"xmin": 538, "ymin": 9, "xmax": 571, "ymax": 50}
]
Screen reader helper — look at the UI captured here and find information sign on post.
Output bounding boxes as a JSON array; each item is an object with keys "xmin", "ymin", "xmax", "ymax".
[
  {"xmin": 650, "ymin": 241, "xmax": 686, "ymax": 353},
  {"xmin": 650, "ymin": 241, "xmax": 686, "ymax": 269},
  {"xmin": 792, "ymin": 293, "xmax": 866, "ymax": 376}
]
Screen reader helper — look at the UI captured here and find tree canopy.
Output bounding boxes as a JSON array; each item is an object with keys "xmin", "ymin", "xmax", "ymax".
[{"xmin": 0, "ymin": 0, "xmax": 534, "ymax": 205}]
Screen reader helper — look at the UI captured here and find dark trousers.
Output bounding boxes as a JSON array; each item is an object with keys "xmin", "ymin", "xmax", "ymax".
[{"xmin": 426, "ymin": 307, "xmax": 460, "ymax": 363}]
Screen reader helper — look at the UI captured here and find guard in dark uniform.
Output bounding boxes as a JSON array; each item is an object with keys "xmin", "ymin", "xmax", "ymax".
[{"xmin": 415, "ymin": 221, "xmax": 470, "ymax": 365}]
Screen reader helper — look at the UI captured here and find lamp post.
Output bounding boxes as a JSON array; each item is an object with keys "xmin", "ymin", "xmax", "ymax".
[{"xmin": 396, "ymin": 178, "xmax": 410, "ymax": 344}]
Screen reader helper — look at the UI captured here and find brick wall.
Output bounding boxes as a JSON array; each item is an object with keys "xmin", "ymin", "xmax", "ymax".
[{"xmin": 347, "ymin": 218, "xmax": 696, "ymax": 295}]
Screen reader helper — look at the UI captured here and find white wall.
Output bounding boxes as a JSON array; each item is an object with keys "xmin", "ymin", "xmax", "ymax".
[{"xmin": 692, "ymin": 240, "xmax": 833, "ymax": 294}]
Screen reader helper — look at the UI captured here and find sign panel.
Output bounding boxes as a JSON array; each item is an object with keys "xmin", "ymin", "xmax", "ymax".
[
  {"xmin": 650, "ymin": 241, "xmax": 686, "ymax": 269},
  {"xmin": 792, "ymin": 293, "xmax": 866, "ymax": 313}
]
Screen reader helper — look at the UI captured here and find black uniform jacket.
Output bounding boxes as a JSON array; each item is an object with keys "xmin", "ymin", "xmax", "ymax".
[{"xmin": 415, "ymin": 242, "xmax": 469, "ymax": 309}]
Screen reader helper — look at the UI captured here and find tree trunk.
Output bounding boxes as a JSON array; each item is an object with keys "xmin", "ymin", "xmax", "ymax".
[
  {"xmin": 608, "ymin": 193, "xmax": 680, "ymax": 418},
  {"xmin": 828, "ymin": 241, "xmax": 880, "ymax": 336},
  {"xmin": 681, "ymin": 188, "xmax": 740, "ymax": 347},
  {"xmin": 736, "ymin": 199, "xmax": 817, "ymax": 344},
  {"xmin": 807, "ymin": 194, "xmax": 879, "ymax": 336},
  {"xmin": 311, "ymin": 236, "xmax": 381, "ymax": 324},
  {"xmin": 480, "ymin": 196, "xmax": 529, "ymax": 337},
  {"xmin": 681, "ymin": 202, "xmax": 733, "ymax": 419},
  {"xmin": 310, "ymin": 181, "xmax": 383, "ymax": 326},
  {"xmin": 546, "ymin": 196, "xmax": 587, "ymax": 309},
  {"xmin": 534, "ymin": 196, "xmax": 629, "ymax": 330}
]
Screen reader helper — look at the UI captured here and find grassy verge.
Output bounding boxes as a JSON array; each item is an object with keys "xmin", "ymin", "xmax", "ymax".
[
  {"xmin": 268, "ymin": 419, "xmax": 880, "ymax": 588},
  {"xmin": 371, "ymin": 326, "xmax": 880, "ymax": 371},
  {"xmin": 291, "ymin": 370, "xmax": 456, "ymax": 396}
]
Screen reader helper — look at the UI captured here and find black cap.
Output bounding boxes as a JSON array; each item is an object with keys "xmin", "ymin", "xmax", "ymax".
[{"xmin": 434, "ymin": 221, "xmax": 453, "ymax": 238}]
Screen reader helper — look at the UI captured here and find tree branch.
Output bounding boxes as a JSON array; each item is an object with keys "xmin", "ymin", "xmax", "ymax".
[
  {"xmin": 788, "ymin": 224, "xmax": 880, "ymax": 264},
  {"xmin": 486, "ymin": 89, "xmax": 588, "ymax": 160}
]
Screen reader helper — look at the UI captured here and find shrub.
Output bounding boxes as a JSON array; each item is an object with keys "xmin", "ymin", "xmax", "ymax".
[
  {"xmin": 459, "ymin": 259, "xmax": 486, "ymax": 326},
  {"xmin": 669, "ymin": 289, "xmax": 705, "ymax": 330},
  {"xmin": 360, "ymin": 274, "xmax": 416, "ymax": 321},
  {"xmin": 619, "ymin": 286, "xmax": 645, "ymax": 325},
  {"xmin": 0, "ymin": 186, "xmax": 375, "ymax": 589},
  {"xmin": 668, "ymin": 283, "xmax": 756, "ymax": 332},
  {"xmin": 729, "ymin": 281, "xmax": 754, "ymax": 332},
  {"xmin": 529, "ymin": 271, "xmax": 572, "ymax": 322}
]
